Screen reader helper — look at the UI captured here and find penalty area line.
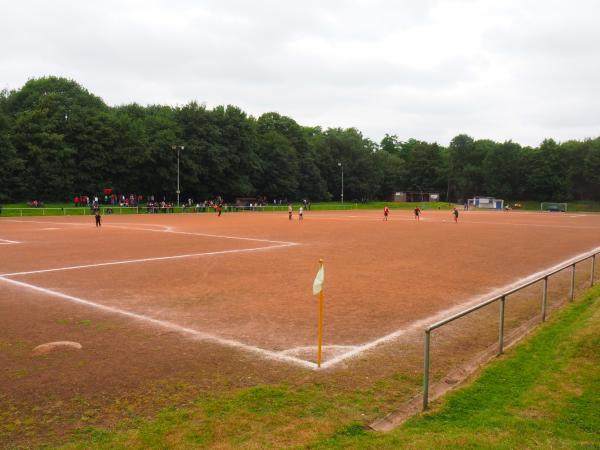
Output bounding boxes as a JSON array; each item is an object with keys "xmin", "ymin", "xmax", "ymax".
[
  {"xmin": 0, "ymin": 243, "xmax": 298, "ymax": 277},
  {"xmin": 0, "ymin": 276, "xmax": 318, "ymax": 370},
  {"xmin": 0, "ymin": 239, "xmax": 20, "ymax": 244},
  {"xmin": 0, "ymin": 219, "xmax": 298, "ymax": 246},
  {"xmin": 105, "ymin": 224, "xmax": 298, "ymax": 246}
]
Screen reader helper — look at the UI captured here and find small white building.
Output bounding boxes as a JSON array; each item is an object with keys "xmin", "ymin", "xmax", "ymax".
[{"xmin": 468, "ymin": 196, "xmax": 504, "ymax": 209}]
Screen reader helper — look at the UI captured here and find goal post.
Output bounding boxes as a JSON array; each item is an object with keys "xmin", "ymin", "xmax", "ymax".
[{"xmin": 540, "ymin": 202, "xmax": 568, "ymax": 212}]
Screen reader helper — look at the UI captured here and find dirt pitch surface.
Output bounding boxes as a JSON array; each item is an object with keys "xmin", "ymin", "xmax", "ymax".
[{"xmin": 1, "ymin": 209, "xmax": 599, "ymax": 445}]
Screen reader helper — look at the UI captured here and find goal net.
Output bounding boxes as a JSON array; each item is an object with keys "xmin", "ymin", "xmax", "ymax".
[{"xmin": 540, "ymin": 202, "xmax": 567, "ymax": 212}]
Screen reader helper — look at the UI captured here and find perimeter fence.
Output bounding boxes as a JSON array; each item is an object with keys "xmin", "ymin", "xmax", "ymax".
[
  {"xmin": 422, "ymin": 247, "xmax": 599, "ymax": 410},
  {"xmin": 0, "ymin": 204, "xmax": 359, "ymax": 217}
]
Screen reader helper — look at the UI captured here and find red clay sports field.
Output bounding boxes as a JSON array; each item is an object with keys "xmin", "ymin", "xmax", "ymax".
[{"xmin": 1, "ymin": 209, "xmax": 599, "ymax": 370}]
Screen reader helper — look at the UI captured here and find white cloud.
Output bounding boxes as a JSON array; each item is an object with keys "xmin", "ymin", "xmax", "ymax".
[{"xmin": 2, "ymin": 0, "xmax": 599, "ymax": 146}]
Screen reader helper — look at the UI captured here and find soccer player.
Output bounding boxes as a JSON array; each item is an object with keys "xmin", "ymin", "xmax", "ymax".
[
  {"xmin": 94, "ymin": 209, "xmax": 102, "ymax": 227},
  {"xmin": 414, "ymin": 206, "xmax": 421, "ymax": 220},
  {"xmin": 383, "ymin": 206, "xmax": 389, "ymax": 221},
  {"xmin": 299, "ymin": 206, "xmax": 304, "ymax": 221},
  {"xmin": 288, "ymin": 204, "xmax": 293, "ymax": 220},
  {"xmin": 453, "ymin": 207, "xmax": 459, "ymax": 223}
]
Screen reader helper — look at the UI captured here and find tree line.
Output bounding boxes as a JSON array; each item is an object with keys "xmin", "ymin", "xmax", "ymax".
[{"xmin": 1, "ymin": 76, "xmax": 599, "ymax": 204}]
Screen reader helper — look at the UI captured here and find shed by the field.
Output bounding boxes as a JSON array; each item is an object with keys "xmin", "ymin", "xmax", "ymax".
[
  {"xmin": 468, "ymin": 196, "xmax": 504, "ymax": 209},
  {"xmin": 392, "ymin": 191, "xmax": 440, "ymax": 202}
]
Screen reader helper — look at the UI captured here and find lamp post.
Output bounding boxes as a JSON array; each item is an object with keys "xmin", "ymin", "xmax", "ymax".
[
  {"xmin": 337, "ymin": 162, "xmax": 344, "ymax": 204},
  {"xmin": 172, "ymin": 145, "xmax": 185, "ymax": 206}
]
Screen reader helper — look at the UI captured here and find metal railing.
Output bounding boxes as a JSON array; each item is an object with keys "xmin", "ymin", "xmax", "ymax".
[{"xmin": 422, "ymin": 248, "xmax": 599, "ymax": 410}]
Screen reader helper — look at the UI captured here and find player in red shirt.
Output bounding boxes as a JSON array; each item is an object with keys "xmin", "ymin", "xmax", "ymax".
[
  {"xmin": 414, "ymin": 206, "xmax": 421, "ymax": 220},
  {"xmin": 383, "ymin": 206, "xmax": 390, "ymax": 221}
]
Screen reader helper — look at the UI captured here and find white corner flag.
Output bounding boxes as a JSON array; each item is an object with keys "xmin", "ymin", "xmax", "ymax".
[{"xmin": 313, "ymin": 260, "xmax": 325, "ymax": 295}]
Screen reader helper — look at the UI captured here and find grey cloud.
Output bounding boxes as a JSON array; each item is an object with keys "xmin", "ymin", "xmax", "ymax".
[{"xmin": 1, "ymin": 0, "xmax": 599, "ymax": 146}]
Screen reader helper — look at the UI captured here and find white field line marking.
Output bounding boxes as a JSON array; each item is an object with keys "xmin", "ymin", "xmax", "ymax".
[
  {"xmin": 106, "ymin": 224, "xmax": 297, "ymax": 245},
  {"xmin": 280, "ymin": 345, "xmax": 359, "ymax": 356},
  {"xmin": 0, "ymin": 276, "xmax": 318, "ymax": 370},
  {"xmin": 0, "ymin": 243, "xmax": 298, "ymax": 277},
  {"xmin": 319, "ymin": 244, "xmax": 600, "ymax": 369},
  {"xmin": 0, "ymin": 239, "xmax": 20, "ymax": 244},
  {"xmin": 0, "ymin": 219, "xmax": 298, "ymax": 246}
]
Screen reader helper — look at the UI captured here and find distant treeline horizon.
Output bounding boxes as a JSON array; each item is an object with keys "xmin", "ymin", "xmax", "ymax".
[{"xmin": 1, "ymin": 76, "xmax": 599, "ymax": 203}]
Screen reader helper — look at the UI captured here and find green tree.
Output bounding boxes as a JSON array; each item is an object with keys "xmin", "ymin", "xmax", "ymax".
[
  {"xmin": 447, "ymin": 134, "xmax": 487, "ymax": 201},
  {"xmin": 380, "ymin": 133, "xmax": 402, "ymax": 157},
  {"xmin": 482, "ymin": 141, "xmax": 524, "ymax": 199},
  {"xmin": 399, "ymin": 139, "xmax": 447, "ymax": 194},
  {"xmin": 0, "ymin": 92, "xmax": 24, "ymax": 201},
  {"xmin": 373, "ymin": 150, "xmax": 406, "ymax": 199},
  {"xmin": 311, "ymin": 128, "xmax": 380, "ymax": 202},
  {"xmin": 525, "ymin": 139, "xmax": 568, "ymax": 201},
  {"xmin": 255, "ymin": 130, "xmax": 299, "ymax": 199}
]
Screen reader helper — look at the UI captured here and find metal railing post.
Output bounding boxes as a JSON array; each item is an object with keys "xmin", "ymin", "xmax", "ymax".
[
  {"xmin": 498, "ymin": 296, "xmax": 506, "ymax": 355},
  {"xmin": 423, "ymin": 330, "xmax": 431, "ymax": 411},
  {"xmin": 591, "ymin": 255, "xmax": 596, "ymax": 287},
  {"xmin": 541, "ymin": 276, "xmax": 548, "ymax": 322},
  {"xmin": 570, "ymin": 264, "xmax": 576, "ymax": 301}
]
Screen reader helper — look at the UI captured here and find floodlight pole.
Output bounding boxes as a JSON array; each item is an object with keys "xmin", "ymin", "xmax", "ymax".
[
  {"xmin": 172, "ymin": 145, "xmax": 185, "ymax": 206},
  {"xmin": 338, "ymin": 162, "xmax": 344, "ymax": 204}
]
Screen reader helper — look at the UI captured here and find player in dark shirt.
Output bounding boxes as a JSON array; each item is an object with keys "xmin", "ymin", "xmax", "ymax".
[{"xmin": 453, "ymin": 207, "xmax": 459, "ymax": 223}]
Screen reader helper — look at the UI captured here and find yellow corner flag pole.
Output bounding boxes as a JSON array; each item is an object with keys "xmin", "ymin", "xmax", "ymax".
[
  {"xmin": 313, "ymin": 258, "xmax": 325, "ymax": 368},
  {"xmin": 318, "ymin": 284, "xmax": 324, "ymax": 367}
]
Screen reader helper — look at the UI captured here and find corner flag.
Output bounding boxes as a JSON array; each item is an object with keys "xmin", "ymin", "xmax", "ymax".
[
  {"xmin": 313, "ymin": 259, "xmax": 325, "ymax": 367},
  {"xmin": 313, "ymin": 260, "xmax": 325, "ymax": 295}
]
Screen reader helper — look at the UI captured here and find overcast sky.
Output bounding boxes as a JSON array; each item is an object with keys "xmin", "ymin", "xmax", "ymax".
[{"xmin": 2, "ymin": 0, "xmax": 599, "ymax": 146}]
